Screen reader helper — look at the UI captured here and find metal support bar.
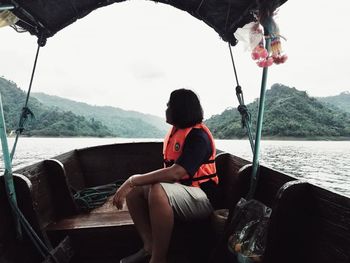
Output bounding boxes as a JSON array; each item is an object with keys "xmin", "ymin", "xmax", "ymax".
[
  {"xmin": 0, "ymin": 93, "xmax": 22, "ymax": 238},
  {"xmin": 0, "ymin": 4, "xmax": 15, "ymax": 11},
  {"xmin": 247, "ymin": 37, "xmax": 271, "ymax": 200}
]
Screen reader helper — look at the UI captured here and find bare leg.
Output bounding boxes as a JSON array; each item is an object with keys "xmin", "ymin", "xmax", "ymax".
[
  {"xmin": 126, "ymin": 185, "xmax": 153, "ymax": 253},
  {"xmin": 148, "ymin": 183, "xmax": 174, "ymax": 263}
]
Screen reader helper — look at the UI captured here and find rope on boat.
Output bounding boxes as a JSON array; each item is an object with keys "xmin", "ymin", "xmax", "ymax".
[
  {"xmin": 227, "ymin": 19, "xmax": 272, "ymax": 200},
  {"xmin": 10, "ymin": 36, "xmax": 45, "ymax": 160},
  {"xmin": 228, "ymin": 43, "xmax": 255, "ymax": 153},
  {"xmin": 0, "ymin": 35, "xmax": 57, "ymax": 261},
  {"xmin": 72, "ymin": 179, "xmax": 125, "ymax": 212}
]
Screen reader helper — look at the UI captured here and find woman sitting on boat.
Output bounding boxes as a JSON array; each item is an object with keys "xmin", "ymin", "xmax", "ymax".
[{"xmin": 113, "ymin": 88, "xmax": 219, "ymax": 263}]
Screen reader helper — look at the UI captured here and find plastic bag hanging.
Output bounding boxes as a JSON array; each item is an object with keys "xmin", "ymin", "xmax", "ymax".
[
  {"xmin": 227, "ymin": 198, "xmax": 272, "ymax": 263},
  {"xmin": 233, "ymin": 22, "xmax": 263, "ymax": 51},
  {"xmin": 234, "ymin": 16, "xmax": 287, "ymax": 68}
]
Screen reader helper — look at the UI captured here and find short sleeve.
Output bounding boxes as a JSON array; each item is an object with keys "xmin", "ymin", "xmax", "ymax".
[{"xmin": 175, "ymin": 128, "xmax": 212, "ymax": 177}]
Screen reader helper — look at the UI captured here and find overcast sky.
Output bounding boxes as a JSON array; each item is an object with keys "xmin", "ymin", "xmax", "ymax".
[{"xmin": 1, "ymin": 0, "xmax": 349, "ymax": 119}]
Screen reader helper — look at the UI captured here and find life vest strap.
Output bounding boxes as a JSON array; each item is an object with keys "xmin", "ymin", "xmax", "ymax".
[
  {"xmin": 164, "ymin": 159, "xmax": 214, "ymax": 166},
  {"xmin": 179, "ymin": 173, "xmax": 217, "ymax": 185}
]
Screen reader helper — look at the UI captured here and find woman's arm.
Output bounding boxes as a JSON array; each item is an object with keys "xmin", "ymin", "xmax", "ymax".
[
  {"xmin": 113, "ymin": 164, "xmax": 188, "ymax": 209},
  {"xmin": 131, "ymin": 164, "xmax": 188, "ymax": 186}
]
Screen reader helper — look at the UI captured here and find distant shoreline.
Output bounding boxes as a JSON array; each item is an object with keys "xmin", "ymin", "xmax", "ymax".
[
  {"xmin": 259, "ymin": 136, "xmax": 350, "ymax": 141},
  {"xmin": 6, "ymin": 135, "xmax": 350, "ymax": 141},
  {"xmin": 215, "ymin": 136, "xmax": 350, "ymax": 141}
]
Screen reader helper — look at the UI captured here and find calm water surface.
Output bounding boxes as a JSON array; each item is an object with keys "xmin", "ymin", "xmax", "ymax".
[
  {"xmin": 1, "ymin": 137, "xmax": 349, "ymax": 197},
  {"xmin": 216, "ymin": 140, "xmax": 350, "ymax": 197}
]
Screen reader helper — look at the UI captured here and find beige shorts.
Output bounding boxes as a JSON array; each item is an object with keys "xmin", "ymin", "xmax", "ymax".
[{"xmin": 160, "ymin": 182, "xmax": 213, "ymax": 221}]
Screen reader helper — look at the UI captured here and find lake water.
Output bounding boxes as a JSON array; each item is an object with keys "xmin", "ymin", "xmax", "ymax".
[{"xmin": 1, "ymin": 137, "xmax": 349, "ymax": 197}]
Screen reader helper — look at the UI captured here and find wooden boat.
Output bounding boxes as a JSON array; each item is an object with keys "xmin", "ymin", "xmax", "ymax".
[
  {"xmin": 0, "ymin": 0, "xmax": 350, "ymax": 262},
  {"xmin": 0, "ymin": 142, "xmax": 349, "ymax": 262}
]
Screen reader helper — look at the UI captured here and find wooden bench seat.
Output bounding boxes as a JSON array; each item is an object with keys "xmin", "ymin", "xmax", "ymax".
[
  {"xmin": 46, "ymin": 197, "xmax": 133, "ymax": 231},
  {"xmin": 15, "ymin": 156, "xmax": 141, "ymax": 260},
  {"xmin": 41, "ymin": 159, "xmax": 134, "ymax": 232}
]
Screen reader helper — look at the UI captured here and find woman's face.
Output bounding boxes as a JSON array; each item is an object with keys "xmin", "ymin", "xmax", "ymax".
[{"xmin": 165, "ymin": 102, "xmax": 173, "ymax": 125}]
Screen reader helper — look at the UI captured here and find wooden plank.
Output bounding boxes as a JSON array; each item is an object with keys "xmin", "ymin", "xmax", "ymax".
[
  {"xmin": 54, "ymin": 150, "xmax": 86, "ymax": 191},
  {"xmin": 46, "ymin": 197, "xmax": 139, "ymax": 260},
  {"xmin": 307, "ymin": 185, "xmax": 350, "ymax": 263},
  {"xmin": 15, "ymin": 162, "xmax": 58, "ymax": 228},
  {"xmin": 47, "ymin": 211, "xmax": 133, "ymax": 231},
  {"xmin": 46, "ymin": 197, "xmax": 132, "ymax": 231},
  {"xmin": 215, "ymin": 153, "xmax": 250, "ymax": 209},
  {"xmin": 44, "ymin": 159, "xmax": 78, "ymax": 217},
  {"xmin": 264, "ymin": 181, "xmax": 312, "ymax": 263}
]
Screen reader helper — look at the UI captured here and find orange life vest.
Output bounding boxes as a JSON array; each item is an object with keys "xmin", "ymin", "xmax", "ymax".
[{"xmin": 163, "ymin": 123, "xmax": 218, "ymax": 187}]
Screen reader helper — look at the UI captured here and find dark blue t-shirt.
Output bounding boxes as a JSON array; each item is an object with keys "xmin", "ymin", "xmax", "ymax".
[
  {"xmin": 175, "ymin": 128, "xmax": 212, "ymax": 177},
  {"xmin": 175, "ymin": 128, "xmax": 218, "ymax": 205}
]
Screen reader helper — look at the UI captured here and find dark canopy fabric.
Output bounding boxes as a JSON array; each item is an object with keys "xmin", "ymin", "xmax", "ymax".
[{"xmin": 3, "ymin": 0, "xmax": 286, "ymax": 45}]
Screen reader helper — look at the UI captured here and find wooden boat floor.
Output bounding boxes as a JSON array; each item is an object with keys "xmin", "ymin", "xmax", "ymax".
[{"xmin": 46, "ymin": 196, "xmax": 133, "ymax": 231}]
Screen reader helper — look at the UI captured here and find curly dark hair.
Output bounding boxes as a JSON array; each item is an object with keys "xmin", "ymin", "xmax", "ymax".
[{"xmin": 166, "ymin": 89, "xmax": 204, "ymax": 129}]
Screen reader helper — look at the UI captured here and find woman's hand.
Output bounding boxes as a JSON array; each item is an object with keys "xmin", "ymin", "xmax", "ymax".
[{"xmin": 113, "ymin": 177, "xmax": 134, "ymax": 209}]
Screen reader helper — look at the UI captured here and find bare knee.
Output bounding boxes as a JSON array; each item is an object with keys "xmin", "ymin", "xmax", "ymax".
[
  {"xmin": 126, "ymin": 184, "xmax": 150, "ymax": 204},
  {"xmin": 148, "ymin": 183, "xmax": 170, "ymax": 206}
]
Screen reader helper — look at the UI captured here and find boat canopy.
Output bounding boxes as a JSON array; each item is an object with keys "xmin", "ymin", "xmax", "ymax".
[{"xmin": 1, "ymin": 0, "xmax": 286, "ymax": 45}]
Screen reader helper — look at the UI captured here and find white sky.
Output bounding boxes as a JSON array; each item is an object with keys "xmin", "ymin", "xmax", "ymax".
[{"xmin": 0, "ymin": 0, "xmax": 349, "ymax": 119}]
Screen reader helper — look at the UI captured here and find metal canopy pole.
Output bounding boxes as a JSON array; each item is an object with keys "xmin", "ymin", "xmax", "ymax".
[
  {"xmin": 0, "ymin": 93, "xmax": 22, "ymax": 238},
  {"xmin": 247, "ymin": 37, "xmax": 271, "ymax": 200}
]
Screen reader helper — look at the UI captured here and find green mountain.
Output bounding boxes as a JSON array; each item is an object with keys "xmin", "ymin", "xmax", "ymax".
[
  {"xmin": 0, "ymin": 77, "xmax": 112, "ymax": 137},
  {"xmin": 206, "ymin": 84, "xmax": 350, "ymax": 139},
  {"xmin": 32, "ymin": 92, "xmax": 168, "ymax": 138},
  {"xmin": 317, "ymin": 91, "xmax": 350, "ymax": 113}
]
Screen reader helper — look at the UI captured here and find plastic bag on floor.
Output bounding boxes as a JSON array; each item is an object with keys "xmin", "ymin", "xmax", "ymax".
[{"xmin": 227, "ymin": 198, "xmax": 271, "ymax": 263}]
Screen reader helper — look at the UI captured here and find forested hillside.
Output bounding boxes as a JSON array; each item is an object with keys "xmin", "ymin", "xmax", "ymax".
[
  {"xmin": 317, "ymin": 91, "xmax": 350, "ymax": 113},
  {"xmin": 3, "ymin": 77, "xmax": 348, "ymax": 139},
  {"xmin": 32, "ymin": 92, "xmax": 168, "ymax": 138},
  {"xmin": 0, "ymin": 77, "xmax": 112, "ymax": 137},
  {"xmin": 206, "ymin": 84, "xmax": 350, "ymax": 139}
]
